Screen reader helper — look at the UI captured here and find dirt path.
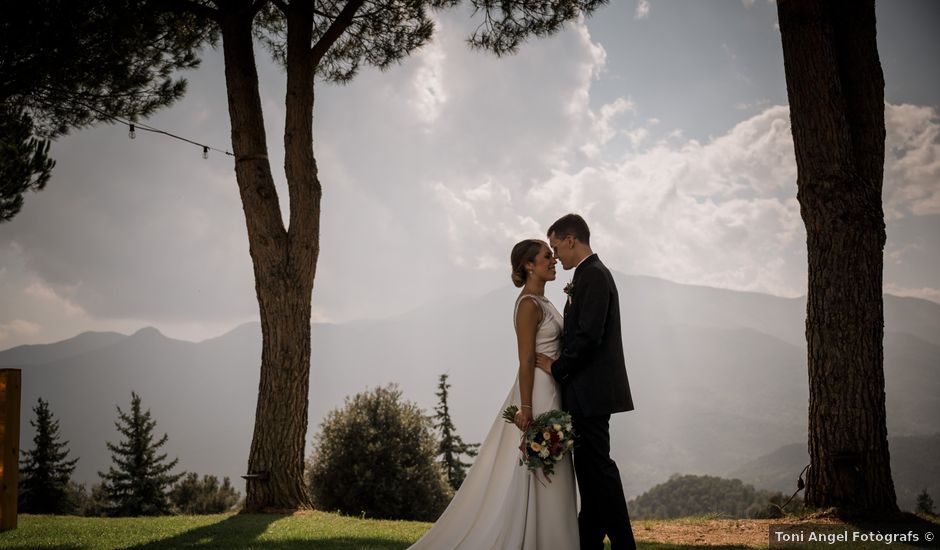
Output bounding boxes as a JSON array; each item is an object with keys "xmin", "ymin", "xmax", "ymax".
[{"xmin": 633, "ymin": 518, "xmax": 844, "ymax": 548}]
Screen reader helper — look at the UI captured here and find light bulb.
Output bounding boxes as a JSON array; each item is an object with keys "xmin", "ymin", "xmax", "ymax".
[
  {"xmin": 128, "ymin": 124, "xmax": 135, "ymax": 139},
  {"xmin": 202, "ymin": 146, "xmax": 209, "ymax": 160}
]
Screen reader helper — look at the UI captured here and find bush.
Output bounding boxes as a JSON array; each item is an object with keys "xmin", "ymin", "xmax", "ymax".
[
  {"xmin": 629, "ymin": 474, "xmax": 792, "ymax": 519},
  {"xmin": 169, "ymin": 473, "xmax": 241, "ymax": 514},
  {"xmin": 306, "ymin": 385, "xmax": 452, "ymax": 521},
  {"xmin": 68, "ymin": 482, "xmax": 110, "ymax": 517}
]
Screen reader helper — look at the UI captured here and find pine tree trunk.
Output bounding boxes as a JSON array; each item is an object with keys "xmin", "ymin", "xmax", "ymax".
[
  {"xmin": 777, "ymin": 0, "xmax": 897, "ymax": 514},
  {"xmin": 219, "ymin": 11, "xmax": 317, "ymax": 512}
]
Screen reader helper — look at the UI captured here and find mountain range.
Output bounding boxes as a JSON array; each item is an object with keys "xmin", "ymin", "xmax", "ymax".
[{"xmin": 2, "ymin": 273, "xmax": 937, "ymax": 511}]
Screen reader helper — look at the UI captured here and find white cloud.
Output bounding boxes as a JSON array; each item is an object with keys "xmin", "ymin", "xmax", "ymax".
[
  {"xmin": 2, "ymin": 7, "xmax": 938, "ymax": 350},
  {"xmin": 581, "ymin": 97, "xmax": 636, "ymax": 158},
  {"xmin": 0, "ymin": 319, "xmax": 42, "ymax": 344},
  {"xmin": 434, "ymin": 179, "xmax": 539, "ymax": 270},
  {"xmin": 24, "ymin": 281, "xmax": 86, "ymax": 317},
  {"xmin": 735, "ymin": 99, "xmax": 771, "ymax": 111},
  {"xmin": 490, "ymin": 98, "xmax": 939, "ymax": 303},
  {"xmin": 440, "ymin": 101, "xmax": 940, "ymax": 301},
  {"xmin": 565, "ymin": 23, "xmax": 608, "ymax": 115},
  {"xmin": 886, "ymin": 242, "xmax": 922, "ymax": 264},
  {"xmin": 884, "ymin": 283, "xmax": 940, "ymax": 304},
  {"xmin": 625, "ymin": 127, "xmax": 648, "ymax": 148},
  {"xmin": 410, "ymin": 38, "xmax": 448, "ymax": 126},
  {"xmin": 884, "ymin": 103, "xmax": 940, "ymax": 219},
  {"xmin": 522, "ymin": 106, "xmax": 806, "ymax": 297}
]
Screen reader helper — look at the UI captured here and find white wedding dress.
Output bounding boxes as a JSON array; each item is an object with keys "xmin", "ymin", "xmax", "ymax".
[{"xmin": 409, "ymin": 294, "xmax": 579, "ymax": 549}]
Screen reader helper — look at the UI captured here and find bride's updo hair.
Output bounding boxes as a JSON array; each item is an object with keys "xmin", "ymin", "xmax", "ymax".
[{"xmin": 510, "ymin": 239, "xmax": 544, "ymax": 288}]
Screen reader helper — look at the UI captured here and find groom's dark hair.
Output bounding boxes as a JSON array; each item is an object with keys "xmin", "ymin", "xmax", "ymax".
[{"xmin": 547, "ymin": 214, "xmax": 590, "ymax": 245}]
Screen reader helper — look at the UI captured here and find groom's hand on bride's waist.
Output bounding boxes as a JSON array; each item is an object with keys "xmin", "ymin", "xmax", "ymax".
[{"xmin": 535, "ymin": 353, "xmax": 556, "ymax": 375}]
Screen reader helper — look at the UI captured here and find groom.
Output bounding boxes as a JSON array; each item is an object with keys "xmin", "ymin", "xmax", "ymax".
[{"xmin": 536, "ymin": 213, "xmax": 636, "ymax": 550}]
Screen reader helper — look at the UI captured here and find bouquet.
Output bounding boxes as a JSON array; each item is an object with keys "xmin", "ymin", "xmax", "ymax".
[{"xmin": 502, "ymin": 405, "xmax": 576, "ymax": 482}]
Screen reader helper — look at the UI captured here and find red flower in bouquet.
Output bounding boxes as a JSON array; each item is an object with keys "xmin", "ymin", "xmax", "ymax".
[{"xmin": 502, "ymin": 406, "xmax": 576, "ymax": 482}]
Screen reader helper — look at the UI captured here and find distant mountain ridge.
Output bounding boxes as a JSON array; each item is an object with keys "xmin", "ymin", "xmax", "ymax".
[
  {"xmin": 2, "ymin": 274, "xmax": 937, "ymax": 503},
  {"xmin": 728, "ymin": 434, "xmax": 940, "ymax": 512},
  {"xmin": 0, "ymin": 330, "xmax": 126, "ymax": 366}
]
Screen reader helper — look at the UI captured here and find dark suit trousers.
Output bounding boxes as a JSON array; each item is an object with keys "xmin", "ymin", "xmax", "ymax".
[{"xmin": 572, "ymin": 414, "xmax": 636, "ymax": 550}]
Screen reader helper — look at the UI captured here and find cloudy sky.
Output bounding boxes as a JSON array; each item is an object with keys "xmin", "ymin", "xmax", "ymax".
[{"xmin": 1, "ymin": 0, "xmax": 938, "ymax": 348}]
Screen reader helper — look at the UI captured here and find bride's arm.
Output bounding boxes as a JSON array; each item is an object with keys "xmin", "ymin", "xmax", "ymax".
[{"xmin": 514, "ymin": 298, "xmax": 543, "ymax": 429}]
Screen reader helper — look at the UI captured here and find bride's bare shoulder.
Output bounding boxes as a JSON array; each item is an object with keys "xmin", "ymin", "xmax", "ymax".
[{"xmin": 515, "ymin": 295, "xmax": 544, "ymax": 326}]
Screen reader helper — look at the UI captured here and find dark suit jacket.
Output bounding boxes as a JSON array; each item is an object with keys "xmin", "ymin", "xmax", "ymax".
[{"xmin": 551, "ymin": 254, "xmax": 634, "ymax": 417}]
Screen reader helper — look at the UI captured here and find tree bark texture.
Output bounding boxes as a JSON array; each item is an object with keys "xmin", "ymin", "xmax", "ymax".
[
  {"xmin": 777, "ymin": 0, "xmax": 897, "ymax": 514},
  {"xmin": 219, "ymin": 8, "xmax": 318, "ymax": 512}
]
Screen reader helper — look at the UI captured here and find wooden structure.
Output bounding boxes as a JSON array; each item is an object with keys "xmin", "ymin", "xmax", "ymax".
[{"xmin": 0, "ymin": 369, "xmax": 21, "ymax": 531}]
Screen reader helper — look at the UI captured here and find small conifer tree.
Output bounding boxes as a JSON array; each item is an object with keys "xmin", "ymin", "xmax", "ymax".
[
  {"xmin": 916, "ymin": 489, "xmax": 935, "ymax": 516},
  {"xmin": 98, "ymin": 392, "xmax": 183, "ymax": 516},
  {"xmin": 19, "ymin": 398, "xmax": 79, "ymax": 514},
  {"xmin": 433, "ymin": 374, "xmax": 479, "ymax": 490}
]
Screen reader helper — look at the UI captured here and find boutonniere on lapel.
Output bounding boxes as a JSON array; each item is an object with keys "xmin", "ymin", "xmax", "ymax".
[{"xmin": 563, "ymin": 281, "xmax": 575, "ymax": 305}]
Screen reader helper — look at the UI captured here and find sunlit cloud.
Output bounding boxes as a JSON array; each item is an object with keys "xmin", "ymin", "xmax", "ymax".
[
  {"xmin": 0, "ymin": 319, "xmax": 42, "ymax": 345},
  {"xmin": 1, "ymin": 4, "xmax": 937, "ymax": 348}
]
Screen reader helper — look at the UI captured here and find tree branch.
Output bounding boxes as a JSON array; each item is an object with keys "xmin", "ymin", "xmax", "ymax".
[
  {"xmin": 310, "ymin": 0, "xmax": 366, "ymax": 66},
  {"xmin": 249, "ymin": 0, "xmax": 273, "ymax": 16},
  {"xmin": 352, "ymin": 6, "xmax": 387, "ymax": 20},
  {"xmin": 155, "ymin": 0, "xmax": 221, "ymax": 21}
]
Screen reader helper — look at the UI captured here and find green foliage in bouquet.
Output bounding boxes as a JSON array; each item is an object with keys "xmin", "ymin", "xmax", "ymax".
[
  {"xmin": 503, "ymin": 406, "xmax": 576, "ymax": 480},
  {"xmin": 306, "ymin": 385, "xmax": 452, "ymax": 521}
]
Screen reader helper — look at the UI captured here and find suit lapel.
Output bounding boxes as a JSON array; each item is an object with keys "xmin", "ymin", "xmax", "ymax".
[
  {"xmin": 570, "ymin": 254, "xmax": 597, "ymax": 292},
  {"xmin": 563, "ymin": 254, "xmax": 598, "ymax": 320}
]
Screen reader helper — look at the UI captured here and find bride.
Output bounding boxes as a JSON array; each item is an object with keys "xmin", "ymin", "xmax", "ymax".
[{"xmin": 409, "ymin": 239, "xmax": 579, "ymax": 549}]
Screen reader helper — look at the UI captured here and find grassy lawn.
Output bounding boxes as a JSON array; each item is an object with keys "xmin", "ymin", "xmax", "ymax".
[
  {"xmin": 0, "ymin": 512, "xmax": 428, "ymax": 550},
  {"xmin": 0, "ymin": 513, "xmax": 732, "ymax": 550},
  {"xmin": 0, "ymin": 512, "xmax": 936, "ymax": 549}
]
